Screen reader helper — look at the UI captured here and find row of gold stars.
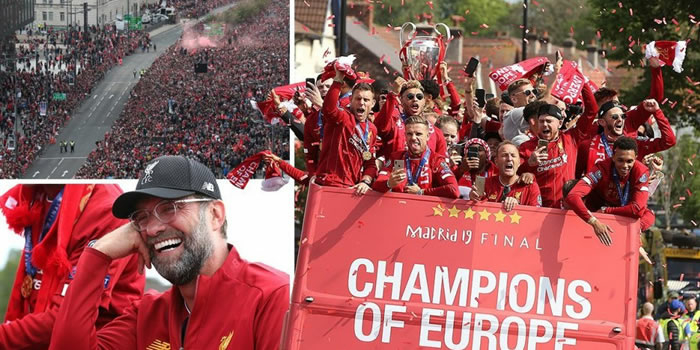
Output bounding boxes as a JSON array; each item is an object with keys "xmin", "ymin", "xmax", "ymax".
[{"xmin": 431, "ymin": 204, "xmax": 522, "ymax": 224}]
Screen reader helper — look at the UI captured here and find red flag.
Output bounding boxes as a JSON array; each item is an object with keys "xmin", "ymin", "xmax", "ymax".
[
  {"xmin": 551, "ymin": 60, "xmax": 586, "ymax": 104},
  {"xmin": 252, "ymin": 82, "xmax": 306, "ymax": 124},
  {"xmin": 489, "ymin": 57, "xmax": 550, "ymax": 91},
  {"xmin": 227, "ymin": 151, "xmax": 270, "ymax": 189},
  {"xmin": 645, "ymin": 40, "xmax": 687, "ymax": 73}
]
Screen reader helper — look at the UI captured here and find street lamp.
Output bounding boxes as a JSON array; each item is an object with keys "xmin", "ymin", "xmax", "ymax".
[{"xmin": 522, "ymin": 0, "xmax": 528, "ymax": 61}]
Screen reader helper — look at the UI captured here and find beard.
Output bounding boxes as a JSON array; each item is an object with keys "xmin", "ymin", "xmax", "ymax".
[{"xmin": 150, "ymin": 208, "xmax": 213, "ymax": 286}]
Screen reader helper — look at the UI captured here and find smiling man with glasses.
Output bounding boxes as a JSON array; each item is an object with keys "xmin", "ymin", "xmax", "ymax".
[
  {"xmin": 507, "ymin": 79, "xmax": 537, "ymax": 108},
  {"xmin": 49, "ymin": 155, "xmax": 290, "ymax": 350}
]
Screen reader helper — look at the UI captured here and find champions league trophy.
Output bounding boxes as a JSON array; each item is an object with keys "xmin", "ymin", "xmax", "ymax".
[{"xmin": 399, "ymin": 22, "xmax": 451, "ymax": 81}]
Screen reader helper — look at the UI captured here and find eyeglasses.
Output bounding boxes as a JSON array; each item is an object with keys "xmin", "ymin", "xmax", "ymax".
[
  {"xmin": 129, "ymin": 198, "xmax": 213, "ymax": 231},
  {"xmin": 406, "ymin": 93, "xmax": 424, "ymax": 101},
  {"xmin": 517, "ymin": 89, "xmax": 535, "ymax": 97},
  {"xmin": 609, "ymin": 113, "xmax": 627, "ymax": 121}
]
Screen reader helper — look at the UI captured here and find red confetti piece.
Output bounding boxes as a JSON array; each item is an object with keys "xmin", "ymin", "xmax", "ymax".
[
  {"xmin": 673, "ymin": 204, "xmax": 682, "ymax": 208},
  {"xmin": 680, "ymin": 273, "xmax": 685, "ymax": 281},
  {"xmin": 302, "ymin": 25, "xmax": 309, "ymax": 32},
  {"xmin": 629, "ymin": 8, "xmax": 633, "ymax": 16},
  {"xmin": 570, "ymin": 26, "xmax": 574, "ymax": 34},
  {"xmin": 618, "ymin": 2, "xmax": 623, "ymax": 7},
  {"xmin": 426, "ymin": 1, "xmax": 433, "ymax": 10},
  {"xmin": 480, "ymin": 23, "xmax": 489, "ymax": 29},
  {"xmin": 328, "ymin": 23, "xmax": 335, "ymax": 28},
  {"xmin": 672, "ymin": 18, "xmax": 679, "ymax": 25},
  {"xmin": 619, "ymin": 27, "xmax": 625, "ymax": 32},
  {"xmin": 596, "ymin": 31, "xmax": 601, "ymax": 39},
  {"xmin": 471, "ymin": 31, "xmax": 479, "ymax": 36},
  {"xmin": 628, "ymin": 40, "xmax": 636, "ymax": 47},
  {"xmin": 687, "ymin": 189, "xmax": 693, "ymax": 197},
  {"xmin": 670, "ymin": 101, "xmax": 678, "ymax": 109},
  {"xmin": 353, "ymin": 20, "xmax": 361, "ymax": 24},
  {"xmin": 611, "ymin": 9, "xmax": 617, "ymax": 14},
  {"xmin": 654, "ymin": 19, "xmax": 663, "ymax": 24},
  {"xmin": 612, "ymin": 45, "xmax": 617, "ymax": 51},
  {"xmin": 327, "ymin": 15, "xmax": 335, "ymax": 20},
  {"xmin": 661, "ymin": 98, "xmax": 669, "ymax": 105},
  {"xmin": 303, "ymin": 0, "xmax": 310, "ymax": 6}
]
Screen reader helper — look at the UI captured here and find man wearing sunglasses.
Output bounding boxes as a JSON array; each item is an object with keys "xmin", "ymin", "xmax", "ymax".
[
  {"xmin": 374, "ymin": 79, "xmax": 447, "ymax": 160},
  {"xmin": 581, "ymin": 98, "xmax": 675, "ymax": 174},
  {"xmin": 49, "ymin": 156, "xmax": 290, "ymax": 350},
  {"xmin": 507, "ymin": 79, "xmax": 537, "ymax": 108}
]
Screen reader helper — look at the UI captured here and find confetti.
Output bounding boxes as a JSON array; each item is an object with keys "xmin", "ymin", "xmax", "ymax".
[
  {"xmin": 662, "ymin": 98, "xmax": 669, "ymax": 105},
  {"xmin": 619, "ymin": 27, "xmax": 625, "ymax": 32},
  {"xmin": 672, "ymin": 18, "xmax": 679, "ymax": 25},
  {"xmin": 687, "ymin": 189, "xmax": 693, "ymax": 197},
  {"xmin": 480, "ymin": 23, "xmax": 489, "ymax": 29},
  {"xmin": 681, "ymin": 273, "xmax": 685, "ymax": 281},
  {"xmin": 629, "ymin": 8, "xmax": 633, "ymax": 16},
  {"xmin": 426, "ymin": 1, "xmax": 434, "ymax": 10},
  {"xmin": 618, "ymin": 2, "xmax": 623, "ymax": 8},
  {"xmin": 327, "ymin": 15, "xmax": 335, "ymax": 20},
  {"xmin": 692, "ymin": 220, "xmax": 698, "ymax": 227},
  {"xmin": 302, "ymin": 24, "xmax": 309, "ymax": 32},
  {"xmin": 673, "ymin": 204, "xmax": 682, "ymax": 208},
  {"xmin": 596, "ymin": 30, "xmax": 601, "ymax": 39},
  {"xmin": 303, "ymin": 0, "xmax": 310, "ymax": 6},
  {"xmin": 654, "ymin": 19, "xmax": 663, "ymax": 24},
  {"xmin": 611, "ymin": 9, "xmax": 617, "ymax": 14}
]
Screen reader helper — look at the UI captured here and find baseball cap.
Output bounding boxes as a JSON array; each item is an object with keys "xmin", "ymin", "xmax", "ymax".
[
  {"xmin": 669, "ymin": 291, "xmax": 680, "ymax": 299},
  {"xmin": 669, "ymin": 299, "xmax": 684, "ymax": 311},
  {"xmin": 112, "ymin": 155, "xmax": 221, "ymax": 219}
]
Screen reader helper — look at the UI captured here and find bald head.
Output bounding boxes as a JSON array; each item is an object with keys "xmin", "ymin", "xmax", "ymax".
[{"xmin": 642, "ymin": 302, "xmax": 654, "ymax": 316}]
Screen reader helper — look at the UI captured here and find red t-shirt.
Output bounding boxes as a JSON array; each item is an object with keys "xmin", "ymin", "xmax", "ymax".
[
  {"xmin": 315, "ymin": 82, "xmax": 378, "ymax": 187},
  {"xmin": 373, "ymin": 150, "xmax": 459, "ymax": 198},
  {"xmin": 482, "ymin": 176, "xmax": 542, "ymax": 207}
]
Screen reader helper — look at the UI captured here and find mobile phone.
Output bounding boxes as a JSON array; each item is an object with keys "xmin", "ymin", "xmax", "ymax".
[
  {"xmin": 467, "ymin": 145, "xmax": 479, "ymax": 159},
  {"xmin": 538, "ymin": 139, "xmax": 549, "ymax": 150},
  {"xmin": 305, "ymin": 78, "xmax": 315, "ymax": 87},
  {"xmin": 474, "ymin": 176, "xmax": 486, "ymax": 196},
  {"xmin": 475, "ymin": 89, "xmax": 486, "ymax": 108},
  {"xmin": 555, "ymin": 50, "xmax": 562, "ymax": 63},
  {"xmin": 394, "ymin": 159, "xmax": 405, "ymax": 170},
  {"xmin": 463, "ymin": 57, "xmax": 479, "ymax": 77},
  {"xmin": 485, "ymin": 93, "xmax": 494, "ymax": 101}
]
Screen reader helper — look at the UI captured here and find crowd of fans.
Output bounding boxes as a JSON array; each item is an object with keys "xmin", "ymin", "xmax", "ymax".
[
  {"xmin": 0, "ymin": 25, "xmax": 149, "ymax": 178},
  {"xmin": 75, "ymin": 0, "xmax": 288, "ymax": 178},
  {"xmin": 266, "ymin": 49, "xmax": 676, "ymax": 249}
]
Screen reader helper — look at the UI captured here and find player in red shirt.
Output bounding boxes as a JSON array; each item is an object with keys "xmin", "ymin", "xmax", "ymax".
[
  {"xmin": 49, "ymin": 156, "xmax": 290, "ymax": 350},
  {"xmin": 373, "ymin": 79, "xmax": 447, "ymax": 159},
  {"xmin": 565, "ymin": 137, "xmax": 655, "ymax": 246},
  {"xmin": 315, "ymin": 67, "xmax": 378, "ymax": 194},
  {"xmin": 470, "ymin": 141, "xmax": 542, "ymax": 211},
  {"xmin": 373, "ymin": 116, "xmax": 459, "ymax": 198},
  {"xmin": 581, "ymin": 98, "xmax": 676, "ymax": 173},
  {"xmin": 456, "ymin": 138, "xmax": 498, "ymax": 195},
  {"xmin": 519, "ymin": 83, "xmax": 597, "ymax": 208}
]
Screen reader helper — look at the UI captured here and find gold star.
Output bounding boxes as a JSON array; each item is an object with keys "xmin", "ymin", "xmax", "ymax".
[
  {"xmin": 478, "ymin": 209, "xmax": 491, "ymax": 221},
  {"xmin": 509, "ymin": 211, "xmax": 522, "ymax": 224},
  {"xmin": 463, "ymin": 207, "xmax": 476, "ymax": 219},
  {"xmin": 448, "ymin": 205, "xmax": 461, "ymax": 218},
  {"xmin": 494, "ymin": 210, "xmax": 506, "ymax": 222},
  {"xmin": 432, "ymin": 205, "xmax": 445, "ymax": 216}
]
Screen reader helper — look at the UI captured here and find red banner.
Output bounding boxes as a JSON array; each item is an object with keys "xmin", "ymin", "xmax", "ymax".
[
  {"xmin": 551, "ymin": 60, "xmax": 586, "ymax": 104},
  {"xmin": 253, "ymin": 82, "xmax": 306, "ymax": 123},
  {"xmin": 283, "ymin": 184, "xmax": 639, "ymax": 349},
  {"xmin": 489, "ymin": 57, "xmax": 550, "ymax": 91}
]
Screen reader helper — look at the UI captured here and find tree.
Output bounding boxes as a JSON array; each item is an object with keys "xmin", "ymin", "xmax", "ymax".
[
  {"xmin": 372, "ymin": 0, "xmax": 512, "ymax": 37},
  {"xmin": 503, "ymin": 0, "xmax": 595, "ymax": 47},
  {"xmin": 0, "ymin": 249, "xmax": 21, "ymax": 319},
  {"xmin": 656, "ymin": 132, "xmax": 700, "ymax": 229},
  {"xmin": 589, "ymin": 0, "xmax": 700, "ymax": 128}
]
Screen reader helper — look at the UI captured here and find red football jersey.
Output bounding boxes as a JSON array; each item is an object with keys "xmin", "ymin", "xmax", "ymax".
[
  {"xmin": 482, "ymin": 176, "xmax": 542, "ymax": 207},
  {"xmin": 373, "ymin": 92, "xmax": 447, "ymax": 159},
  {"xmin": 315, "ymin": 82, "xmax": 378, "ymax": 187}
]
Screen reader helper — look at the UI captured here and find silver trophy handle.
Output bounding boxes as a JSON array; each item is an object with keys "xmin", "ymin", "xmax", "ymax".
[
  {"xmin": 434, "ymin": 23, "xmax": 451, "ymax": 42},
  {"xmin": 400, "ymin": 22, "xmax": 416, "ymax": 45}
]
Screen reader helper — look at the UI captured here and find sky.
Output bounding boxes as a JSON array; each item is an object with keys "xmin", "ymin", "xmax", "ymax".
[{"xmin": 0, "ymin": 179, "xmax": 295, "ymax": 286}]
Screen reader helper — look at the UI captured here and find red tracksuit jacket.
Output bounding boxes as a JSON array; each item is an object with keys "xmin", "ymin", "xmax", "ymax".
[
  {"xmin": 581, "ymin": 109, "xmax": 675, "ymax": 173},
  {"xmin": 315, "ymin": 82, "xmax": 378, "ymax": 187},
  {"xmin": 373, "ymin": 150, "xmax": 459, "ymax": 198},
  {"xmin": 49, "ymin": 246, "xmax": 290, "ymax": 350},
  {"xmin": 565, "ymin": 158, "xmax": 654, "ymax": 230}
]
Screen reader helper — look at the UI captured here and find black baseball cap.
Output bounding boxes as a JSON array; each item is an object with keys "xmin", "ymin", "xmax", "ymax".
[{"xmin": 112, "ymin": 155, "xmax": 221, "ymax": 219}]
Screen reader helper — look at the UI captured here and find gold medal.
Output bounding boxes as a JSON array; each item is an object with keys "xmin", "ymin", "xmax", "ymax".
[
  {"xmin": 21, "ymin": 275, "xmax": 33, "ymax": 298},
  {"xmin": 362, "ymin": 151, "xmax": 372, "ymax": 161}
]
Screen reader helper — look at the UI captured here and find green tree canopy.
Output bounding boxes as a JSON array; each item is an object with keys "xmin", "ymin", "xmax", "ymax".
[{"xmin": 589, "ymin": 0, "xmax": 699, "ymax": 127}]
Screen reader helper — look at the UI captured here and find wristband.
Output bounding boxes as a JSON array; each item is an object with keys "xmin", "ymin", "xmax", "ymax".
[
  {"xmin": 361, "ymin": 179, "xmax": 372, "ymax": 186},
  {"xmin": 587, "ymin": 216, "xmax": 598, "ymax": 225},
  {"xmin": 417, "ymin": 189, "xmax": 424, "ymax": 196}
]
